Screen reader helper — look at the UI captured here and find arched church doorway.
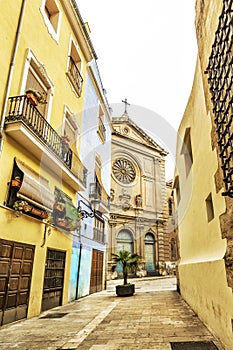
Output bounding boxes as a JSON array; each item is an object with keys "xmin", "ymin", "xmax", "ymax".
[
  {"xmin": 116, "ymin": 229, "xmax": 133, "ymax": 274},
  {"xmin": 144, "ymin": 233, "xmax": 156, "ymax": 274}
]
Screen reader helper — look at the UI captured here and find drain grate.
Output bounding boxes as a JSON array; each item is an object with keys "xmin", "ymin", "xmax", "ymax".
[
  {"xmin": 40, "ymin": 312, "xmax": 68, "ymax": 319},
  {"xmin": 170, "ymin": 341, "xmax": 218, "ymax": 350}
]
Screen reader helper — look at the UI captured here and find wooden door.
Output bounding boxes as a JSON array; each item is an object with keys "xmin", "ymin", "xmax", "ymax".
[
  {"xmin": 42, "ymin": 249, "xmax": 66, "ymax": 311},
  {"xmin": 90, "ymin": 250, "xmax": 104, "ymax": 294},
  {"xmin": 0, "ymin": 239, "xmax": 34, "ymax": 326}
]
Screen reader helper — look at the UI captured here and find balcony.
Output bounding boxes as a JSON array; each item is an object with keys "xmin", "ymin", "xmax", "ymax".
[
  {"xmin": 4, "ymin": 95, "xmax": 87, "ymax": 191},
  {"xmin": 66, "ymin": 56, "xmax": 83, "ymax": 96},
  {"xmin": 89, "ymin": 182, "xmax": 110, "ymax": 214},
  {"xmin": 97, "ymin": 116, "xmax": 106, "ymax": 143}
]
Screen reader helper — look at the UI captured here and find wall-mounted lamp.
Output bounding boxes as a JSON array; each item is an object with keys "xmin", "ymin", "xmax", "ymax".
[{"xmin": 78, "ymin": 199, "xmax": 100, "ymax": 219}]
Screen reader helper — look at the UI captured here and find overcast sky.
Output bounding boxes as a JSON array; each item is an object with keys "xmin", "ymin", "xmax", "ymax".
[{"xmin": 76, "ymin": 1, "xmax": 198, "ymax": 179}]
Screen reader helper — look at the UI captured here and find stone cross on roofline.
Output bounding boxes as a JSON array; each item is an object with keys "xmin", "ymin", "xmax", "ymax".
[{"xmin": 121, "ymin": 98, "xmax": 130, "ymax": 114}]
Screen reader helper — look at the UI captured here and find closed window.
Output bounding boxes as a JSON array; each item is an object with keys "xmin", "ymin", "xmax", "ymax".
[{"xmin": 93, "ymin": 216, "xmax": 105, "ymax": 243}]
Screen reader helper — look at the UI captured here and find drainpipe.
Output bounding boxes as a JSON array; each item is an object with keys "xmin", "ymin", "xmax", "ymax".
[
  {"xmin": 75, "ymin": 243, "xmax": 82, "ymax": 300},
  {"xmin": 0, "ymin": 0, "xmax": 26, "ymax": 155}
]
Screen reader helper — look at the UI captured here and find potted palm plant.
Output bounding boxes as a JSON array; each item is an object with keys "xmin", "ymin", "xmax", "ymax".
[{"xmin": 111, "ymin": 250, "xmax": 140, "ymax": 297}]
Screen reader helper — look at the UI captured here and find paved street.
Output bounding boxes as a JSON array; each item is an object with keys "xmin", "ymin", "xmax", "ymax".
[{"xmin": 0, "ymin": 277, "xmax": 225, "ymax": 350}]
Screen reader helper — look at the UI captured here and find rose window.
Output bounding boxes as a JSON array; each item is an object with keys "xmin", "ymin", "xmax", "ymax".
[{"xmin": 112, "ymin": 159, "xmax": 136, "ymax": 184}]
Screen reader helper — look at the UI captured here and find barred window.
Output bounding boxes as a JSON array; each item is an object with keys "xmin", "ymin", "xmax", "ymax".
[{"xmin": 205, "ymin": 0, "xmax": 233, "ymax": 197}]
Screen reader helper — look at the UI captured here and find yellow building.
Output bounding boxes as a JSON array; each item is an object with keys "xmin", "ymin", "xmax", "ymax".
[
  {"xmin": 0, "ymin": 0, "xmax": 97, "ymax": 325},
  {"xmin": 174, "ymin": 0, "xmax": 233, "ymax": 348}
]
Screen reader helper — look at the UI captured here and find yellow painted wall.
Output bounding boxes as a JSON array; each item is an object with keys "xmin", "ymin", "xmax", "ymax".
[
  {"xmin": 0, "ymin": 207, "xmax": 72, "ymax": 317},
  {"xmin": 0, "ymin": 2, "xmax": 21, "ymax": 103},
  {"xmin": 0, "ymin": 0, "xmax": 92, "ymax": 319},
  {"xmin": 175, "ymin": 33, "xmax": 233, "ymax": 350},
  {"xmin": 1, "ymin": 0, "xmax": 89, "ymax": 144},
  {"xmin": 0, "ymin": 135, "xmax": 74, "ymax": 317}
]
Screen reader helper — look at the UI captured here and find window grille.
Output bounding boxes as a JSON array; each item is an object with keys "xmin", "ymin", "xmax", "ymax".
[{"xmin": 205, "ymin": 0, "xmax": 233, "ymax": 197}]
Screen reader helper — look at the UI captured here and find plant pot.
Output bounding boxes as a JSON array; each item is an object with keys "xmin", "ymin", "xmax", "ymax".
[
  {"xmin": 116, "ymin": 284, "xmax": 135, "ymax": 297},
  {"xmin": 11, "ymin": 179, "xmax": 21, "ymax": 188},
  {"xmin": 31, "ymin": 208, "xmax": 48, "ymax": 219},
  {"xmin": 30, "ymin": 207, "xmax": 43, "ymax": 216},
  {"xmin": 22, "ymin": 204, "xmax": 33, "ymax": 213},
  {"xmin": 26, "ymin": 92, "xmax": 39, "ymax": 106},
  {"xmin": 40, "ymin": 212, "xmax": 48, "ymax": 219}
]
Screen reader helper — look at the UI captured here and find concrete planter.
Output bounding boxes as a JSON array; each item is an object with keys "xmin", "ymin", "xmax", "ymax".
[{"xmin": 116, "ymin": 284, "xmax": 135, "ymax": 297}]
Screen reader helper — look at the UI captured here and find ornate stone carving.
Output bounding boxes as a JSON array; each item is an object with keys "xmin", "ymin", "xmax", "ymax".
[
  {"xmin": 118, "ymin": 189, "xmax": 132, "ymax": 211},
  {"xmin": 135, "ymin": 194, "xmax": 142, "ymax": 207},
  {"xmin": 110, "ymin": 188, "xmax": 115, "ymax": 202}
]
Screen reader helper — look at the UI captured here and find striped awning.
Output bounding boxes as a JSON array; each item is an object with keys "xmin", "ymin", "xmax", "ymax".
[{"xmin": 15, "ymin": 158, "xmax": 54, "ymax": 211}]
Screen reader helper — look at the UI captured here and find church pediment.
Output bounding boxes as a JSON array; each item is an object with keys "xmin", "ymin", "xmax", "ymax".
[{"xmin": 112, "ymin": 115, "xmax": 168, "ymax": 155}]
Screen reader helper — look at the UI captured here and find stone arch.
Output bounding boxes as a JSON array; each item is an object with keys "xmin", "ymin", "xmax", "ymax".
[
  {"xmin": 116, "ymin": 229, "xmax": 134, "ymax": 254},
  {"xmin": 116, "ymin": 229, "xmax": 134, "ymax": 274}
]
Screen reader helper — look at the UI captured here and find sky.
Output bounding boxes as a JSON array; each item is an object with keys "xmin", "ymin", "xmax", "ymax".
[{"xmin": 76, "ymin": 0, "xmax": 198, "ymax": 179}]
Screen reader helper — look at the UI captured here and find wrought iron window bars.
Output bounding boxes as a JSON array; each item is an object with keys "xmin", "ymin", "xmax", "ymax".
[{"xmin": 205, "ymin": 0, "xmax": 233, "ymax": 197}]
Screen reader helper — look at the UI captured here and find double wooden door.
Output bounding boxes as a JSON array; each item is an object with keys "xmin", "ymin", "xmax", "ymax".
[{"xmin": 0, "ymin": 239, "xmax": 34, "ymax": 326}]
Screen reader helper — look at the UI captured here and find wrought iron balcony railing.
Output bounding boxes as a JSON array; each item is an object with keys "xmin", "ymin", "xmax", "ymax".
[
  {"xmin": 89, "ymin": 182, "xmax": 110, "ymax": 210},
  {"xmin": 67, "ymin": 56, "xmax": 83, "ymax": 96},
  {"xmin": 98, "ymin": 116, "xmax": 106, "ymax": 142},
  {"xmin": 5, "ymin": 95, "xmax": 87, "ymax": 187}
]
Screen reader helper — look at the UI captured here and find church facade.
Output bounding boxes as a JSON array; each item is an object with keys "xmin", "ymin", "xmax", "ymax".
[{"xmin": 108, "ymin": 111, "xmax": 168, "ymax": 278}]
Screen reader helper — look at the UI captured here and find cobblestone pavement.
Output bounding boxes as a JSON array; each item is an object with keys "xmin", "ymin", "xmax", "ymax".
[{"xmin": 0, "ymin": 277, "xmax": 225, "ymax": 350}]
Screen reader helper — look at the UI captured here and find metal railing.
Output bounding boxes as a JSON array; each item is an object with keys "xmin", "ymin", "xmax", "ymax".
[
  {"xmin": 89, "ymin": 182, "xmax": 110, "ymax": 209},
  {"xmin": 205, "ymin": 1, "xmax": 233, "ymax": 197},
  {"xmin": 5, "ymin": 95, "xmax": 87, "ymax": 187},
  {"xmin": 67, "ymin": 56, "xmax": 83, "ymax": 96},
  {"xmin": 98, "ymin": 116, "xmax": 106, "ymax": 141}
]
